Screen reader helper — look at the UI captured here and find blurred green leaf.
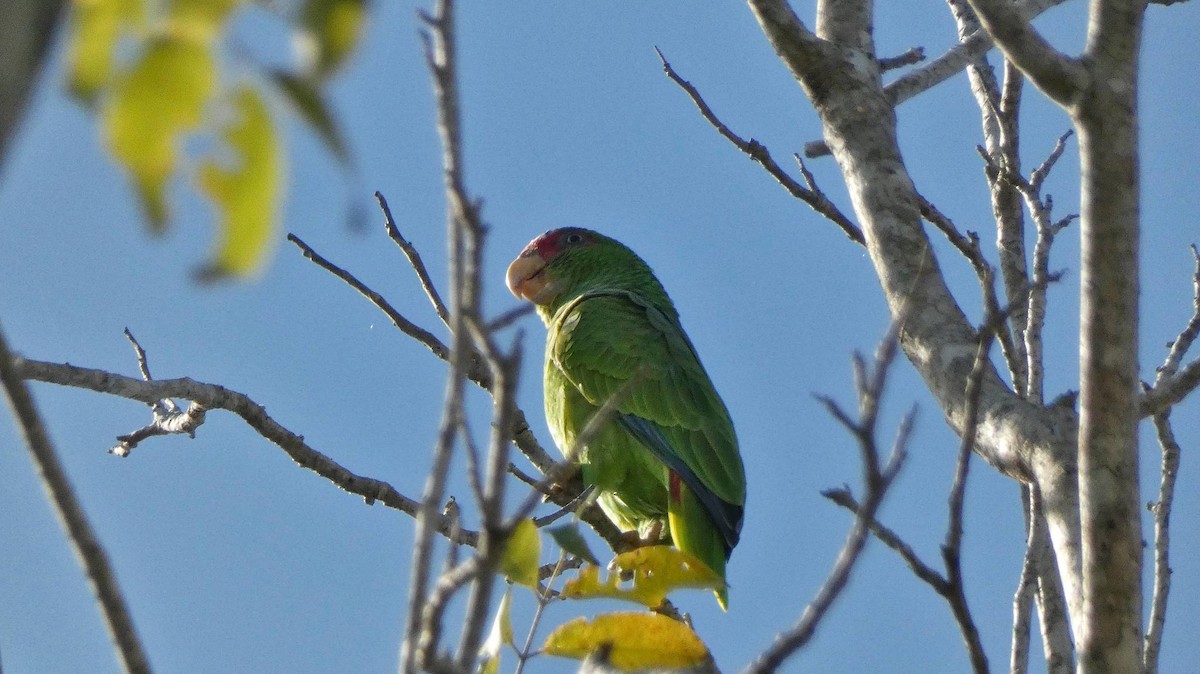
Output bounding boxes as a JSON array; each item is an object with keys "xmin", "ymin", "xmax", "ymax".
[
  {"xmin": 270, "ymin": 69, "xmax": 349, "ymax": 163},
  {"xmin": 546, "ymin": 523, "xmax": 599, "ymax": 566},
  {"xmin": 300, "ymin": 0, "xmax": 366, "ymax": 79},
  {"xmin": 195, "ymin": 86, "xmax": 283, "ymax": 279},
  {"xmin": 543, "ymin": 612, "xmax": 711, "ymax": 671}
]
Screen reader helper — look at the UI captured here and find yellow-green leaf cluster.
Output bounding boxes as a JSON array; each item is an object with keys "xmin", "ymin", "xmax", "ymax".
[
  {"xmin": 195, "ymin": 87, "xmax": 282, "ymax": 280},
  {"xmin": 65, "ymin": 0, "xmax": 367, "ymax": 278},
  {"xmin": 102, "ymin": 36, "xmax": 216, "ymax": 230},
  {"xmin": 499, "ymin": 518, "xmax": 541, "ymax": 587},
  {"xmin": 561, "ymin": 546, "xmax": 723, "ymax": 609},
  {"xmin": 68, "ymin": 0, "xmax": 145, "ymax": 99},
  {"xmin": 543, "ymin": 612, "xmax": 711, "ymax": 671}
]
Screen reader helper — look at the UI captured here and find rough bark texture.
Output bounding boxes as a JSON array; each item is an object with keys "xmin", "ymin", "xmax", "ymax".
[
  {"xmin": 748, "ymin": 0, "xmax": 1087, "ymax": 642},
  {"xmin": 1072, "ymin": 1, "xmax": 1145, "ymax": 669}
]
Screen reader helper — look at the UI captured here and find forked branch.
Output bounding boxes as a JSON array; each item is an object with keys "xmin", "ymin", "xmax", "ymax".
[{"xmin": 744, "ymin": 323, "xmax": 911, "ymax": 674}]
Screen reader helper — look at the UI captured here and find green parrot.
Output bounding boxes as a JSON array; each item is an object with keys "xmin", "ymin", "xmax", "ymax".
[{"xmin": 505, "ymin": 227, "xmax": 745, "ymax": 609}]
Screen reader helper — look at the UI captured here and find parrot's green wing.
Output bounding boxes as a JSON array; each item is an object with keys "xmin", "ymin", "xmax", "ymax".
[{"xmin": 548, "ymin": 290, "xmax": 745, "ymax": 552}]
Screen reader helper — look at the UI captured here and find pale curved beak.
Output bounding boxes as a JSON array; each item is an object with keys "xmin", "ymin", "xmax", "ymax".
[{"xmin": 506, "ymin": 251, "xmax": 552, "ymax": 304}]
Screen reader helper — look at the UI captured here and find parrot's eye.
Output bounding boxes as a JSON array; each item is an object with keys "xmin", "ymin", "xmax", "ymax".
[{"xmin": 565, "ymin": 232, "xmax": 584, "ymax": 245}]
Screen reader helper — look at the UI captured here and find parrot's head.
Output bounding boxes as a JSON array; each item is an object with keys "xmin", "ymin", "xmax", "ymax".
[{"xmin": 506, "ymin": 227, "xmax": 670, "ymax": 316}]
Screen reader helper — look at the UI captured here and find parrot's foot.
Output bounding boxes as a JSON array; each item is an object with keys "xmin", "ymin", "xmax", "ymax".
[
  {"xmin": 542, "ymin": 461, "xmax": 583, "ymax": 498},
  {"xmin": 617, "ymin": 521, "xmax": 667, "ymax": 549}
]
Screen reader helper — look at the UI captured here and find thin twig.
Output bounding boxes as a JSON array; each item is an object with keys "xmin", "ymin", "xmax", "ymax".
[
  {"xmin": 287, "ymin": 233, "xmax": 449, "ymax": 360},
  {"xmin": 111, "ymin": 330, "xmax": 208, "ymax": 457},
  {"xmin": 743, "ymin": 324, "xmax": 911, "ymax": 674},
  {"xmin": 1157, "ymin": 244, "xmax": 1200, "ymax": 381},
  {"xmin": 939, "ymin": 313, "xmax": 997, "ymax": 674},
  {"xmin": 376, "ymin": 191, "xmax": 451, "ymax": 327},
  {"xmin": 878, "ymin": 46, "xmax": 926, "ymax": 71},
  {"xmin": 1010, "ymin": 486, "xmax": 1036, "ymax": 674},
  {"xmin": 1143, "ymin": 411, "xmax": 1180, "ymax": 674},
  {"xmin": 516, "ymin": 551, "xmax": 569, "ymax": 674},
  {"xmin": 1141, "ymin": 244, "xmax": 1200, "ymax": 416},
  {"xmin": 14, "ymin": 357, "xmax": 481, "ymax": 548},
  {"xmin": 418, "ymin": 554, "xmax": 484, "ymax": 670},
  {"xmin": 1028, "ymin": 130, "xmax": 1073, "ymax": 193},
  {"xmin": 823, "ymin": 488, "xmax": 945, "ymax": 589},
  {"xmin": 0, "ymin": 325, "xmax": 152, "ymax": 674},
  {"xmin": 124, "ymin": 328, "xmax": 153, "ymax": 381},
  {"xmin": 287, "ymin": 232, "xmax": 558, "ymax": 475},
  {"xmin": 916, "ymin": 195, "xmax": 1019, "ymax": 377},
  {"xmin": 655, "ymin": 47, "xmax": 864, "ymax": 246},
  {"xmin": 533, "ymin": 486, "xmax": 595, "ymax": 528}
]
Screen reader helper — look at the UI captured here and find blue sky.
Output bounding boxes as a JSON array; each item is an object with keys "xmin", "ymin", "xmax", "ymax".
[{"xmin": 2, "ymin": 2, "xmax": 1198, "ymax": 672}]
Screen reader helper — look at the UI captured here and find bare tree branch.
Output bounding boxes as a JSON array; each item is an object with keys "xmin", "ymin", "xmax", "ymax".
[
  {"xmin": 1010, "ymin": 486, "xmax": 1037, "ymax": 674},
  {"xmin": 654, "ymin": 47, "xmax": 863, "ymax": 246},
  {"xmin": 963, "ymin": 0, "xmax": 1086, "ymax": 105},
  {"xmin": 1142, "ymin": 244, "xmax": 1200, "ymax": 415},
  {"xmin": 826, "ymin": 312, "xmax": 999, "ymax": 673},
  {"xmin": 1143, "ymin": 411, "xmax": 1180, "ymax": 674},
  {"xmin": 885, "ymin": 0, "xmax": 1071, "ymax": 108},
  {"xmin": 376, "ymin": 191, "xmax": 451, "ymax": 327},
  {"xmin": 804, "ymin": 0, "xmax": 1072, "ymax": 157},
  {"xmin": 0, "ymin": 324, "xmax": 151, "ymax": 674},
  {"xmin": 878, "ymin": 46, "xmax": 926, "ymax": 72},
  {"xmin": 13, "ymin": 357, "xmax": 481, "ymax": 548},
  {"xmin": 744, "ymin": 324, "xmax": 910, "ymax": 674},
  {"xmin": 285, "ymin": 232, "xmax": 557, "ymax": 475},
  {"xmin": 107, "ymin": 329, "xmax": 208, "ymax": 457},
  {"xmin": 939, "ymin": 320, "xmax": 996, "ymax": 674},
  {"xmin": 404, "ymin": 0, "xmax": 495, "ymax": 668}
]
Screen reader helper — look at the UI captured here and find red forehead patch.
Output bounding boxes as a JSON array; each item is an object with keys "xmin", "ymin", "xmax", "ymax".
[{"xmin": 525, "ymin": 228, "xmax": 590, "ymax": 260}]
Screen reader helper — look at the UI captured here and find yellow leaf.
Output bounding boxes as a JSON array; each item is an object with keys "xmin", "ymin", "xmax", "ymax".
[
  {"xmin": 543, "ymin": 612, "xmax": 711, "ymax": 671},
  {"xmin": 103, "ymin": 36, "xmax": 216, "ymax": 230},
  {"xmin": 499, "ymin": 518, "xmax": 541, "ymax": 587},
  {"xmin": 195, "ymin": 86, "xmax": 283, "ymax": 279},
  {"xmin": 300, "ymin": 0, "xmax": 366, "ymax": 79},
  {"xmin": 68, "ymin": 0, "xmax": 145, "ymax": 100},
  {"xmin": 560, "ymin": 546, "xmax": 723, "ymax": 608}
]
